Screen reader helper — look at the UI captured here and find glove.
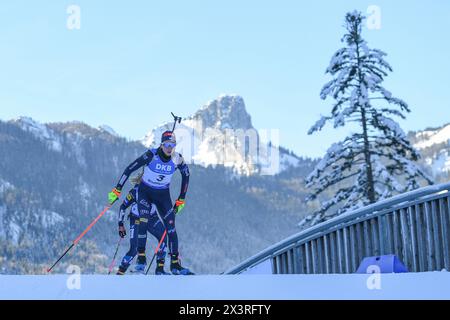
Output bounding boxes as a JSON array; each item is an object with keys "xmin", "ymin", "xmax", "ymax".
[
  {"xmin": 118, "ymin": 222, "xmax": 126, "ymax": 238},
  {"xmin": 173, "ymin": 198, "xmax": 185, "ymax": 215},
  {"xmin": 108, "ymin": 187, "xmax": 121, "ymax": 205}
]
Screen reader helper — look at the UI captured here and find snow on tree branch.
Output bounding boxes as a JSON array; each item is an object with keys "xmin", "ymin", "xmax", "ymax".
[{"xmin": 302, "ymin": 10, "xmax": 433, "ymax": 229}]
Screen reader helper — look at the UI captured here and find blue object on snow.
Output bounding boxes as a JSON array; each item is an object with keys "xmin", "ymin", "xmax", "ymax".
[
  {"xmin": 356, "ymin": 254, "xmax": 409, "ymax": 274},
  {"xmin": 134, "ymin": 264, "xmax": 146, "ymax": 273}
]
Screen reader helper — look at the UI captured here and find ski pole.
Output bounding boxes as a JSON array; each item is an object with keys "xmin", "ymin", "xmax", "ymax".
[
  {"xmin": 47, "ymin": 205, "xmax": 112, "ymax": 273},
  {"xmin": 145, "ymin": 229, "xmax": 168, "ymax": 275},
  {"xmin": 108, "ymin": 237, "xmax": 123, "ymax": 275}
]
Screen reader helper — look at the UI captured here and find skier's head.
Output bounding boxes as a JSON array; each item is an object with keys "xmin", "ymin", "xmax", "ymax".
[{"xmin": 161, "ymin": 131, "xmax": 176, "ymax": 156}]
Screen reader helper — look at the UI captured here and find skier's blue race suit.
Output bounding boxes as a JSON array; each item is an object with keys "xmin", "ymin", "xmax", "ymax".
[
  {"xmin": 115, "ymin": 147, "xmax": 189, "ymax": 257},
  {"xmin": 117, "ymin": 185, "xmax": 167, "ymax": 272}
]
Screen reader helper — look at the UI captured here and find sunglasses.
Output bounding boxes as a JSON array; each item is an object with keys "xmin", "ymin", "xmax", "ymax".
[{"xmin": 162, "ymin": 142, "xmax": 176, "ymax": 148}]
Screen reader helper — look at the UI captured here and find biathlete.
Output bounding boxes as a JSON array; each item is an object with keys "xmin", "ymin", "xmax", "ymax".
[
  {"xmin": 115, "ymin": 183, "xmax": 170, "ymax": 275},
  {"xmin": 108, "ymin": 130, "xmax": 193, "ymax": 275}
]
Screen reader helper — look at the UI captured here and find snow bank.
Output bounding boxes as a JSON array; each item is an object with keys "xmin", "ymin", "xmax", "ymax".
[{"xmin": 1, "ymin": 273, "xmax": 450, "ymax": 300}]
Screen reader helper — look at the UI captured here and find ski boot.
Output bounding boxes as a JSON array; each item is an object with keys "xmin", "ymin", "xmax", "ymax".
[
  {"xmin": 155, "ymin": 259, "xmax": 171, "ymax": 275},
  {"xmin": 170, "ymin": 253, "xmax": 194, "ymax": 275},
  {"xmin": 116, "ymin": 266, "xmax": 127, "ymax": 275},
  {"xmin": 134, "ymin": 253, "xmax": 147, "ymax": 274},
  {"xmin": 116, "ymin": 255, "xmax": 133, "ymax": 275}
]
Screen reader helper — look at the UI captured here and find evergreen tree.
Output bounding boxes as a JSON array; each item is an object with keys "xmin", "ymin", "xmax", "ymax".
[{"xmin": 302, "ymin": 11, "xmax": 433, "ymax": 227}]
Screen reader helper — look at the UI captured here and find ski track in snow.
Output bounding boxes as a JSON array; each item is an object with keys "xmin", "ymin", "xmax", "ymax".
[{"xmin": 1, "ymin": 273, "xmax": 450, "ymax": 300}]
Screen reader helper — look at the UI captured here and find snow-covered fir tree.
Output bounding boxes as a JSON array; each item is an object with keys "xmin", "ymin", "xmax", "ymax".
[{"xmin": 301, "ymin": 11, "xmax": 433, "ymax": 227}]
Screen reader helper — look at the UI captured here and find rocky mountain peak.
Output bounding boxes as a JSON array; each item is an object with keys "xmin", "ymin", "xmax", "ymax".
[{"xmin": 189, "ymin": 94, "xmax": 253, "ymax": 131}]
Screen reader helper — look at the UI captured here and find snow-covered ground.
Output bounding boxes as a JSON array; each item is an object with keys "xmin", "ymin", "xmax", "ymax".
[{"xmin": 1, "ymin": 273, "xmax": 450, "ymax": 300}]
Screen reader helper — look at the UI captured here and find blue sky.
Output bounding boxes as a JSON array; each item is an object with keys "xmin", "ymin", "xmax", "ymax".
[{"xmin": 0, "ymin": 1, "xmax": 449, "ymax": 158}]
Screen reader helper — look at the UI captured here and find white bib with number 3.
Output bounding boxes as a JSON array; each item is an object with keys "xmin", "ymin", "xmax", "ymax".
[{"xmin": 142, "ymin": 148, "xmax": 179, "ymax": 189}]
